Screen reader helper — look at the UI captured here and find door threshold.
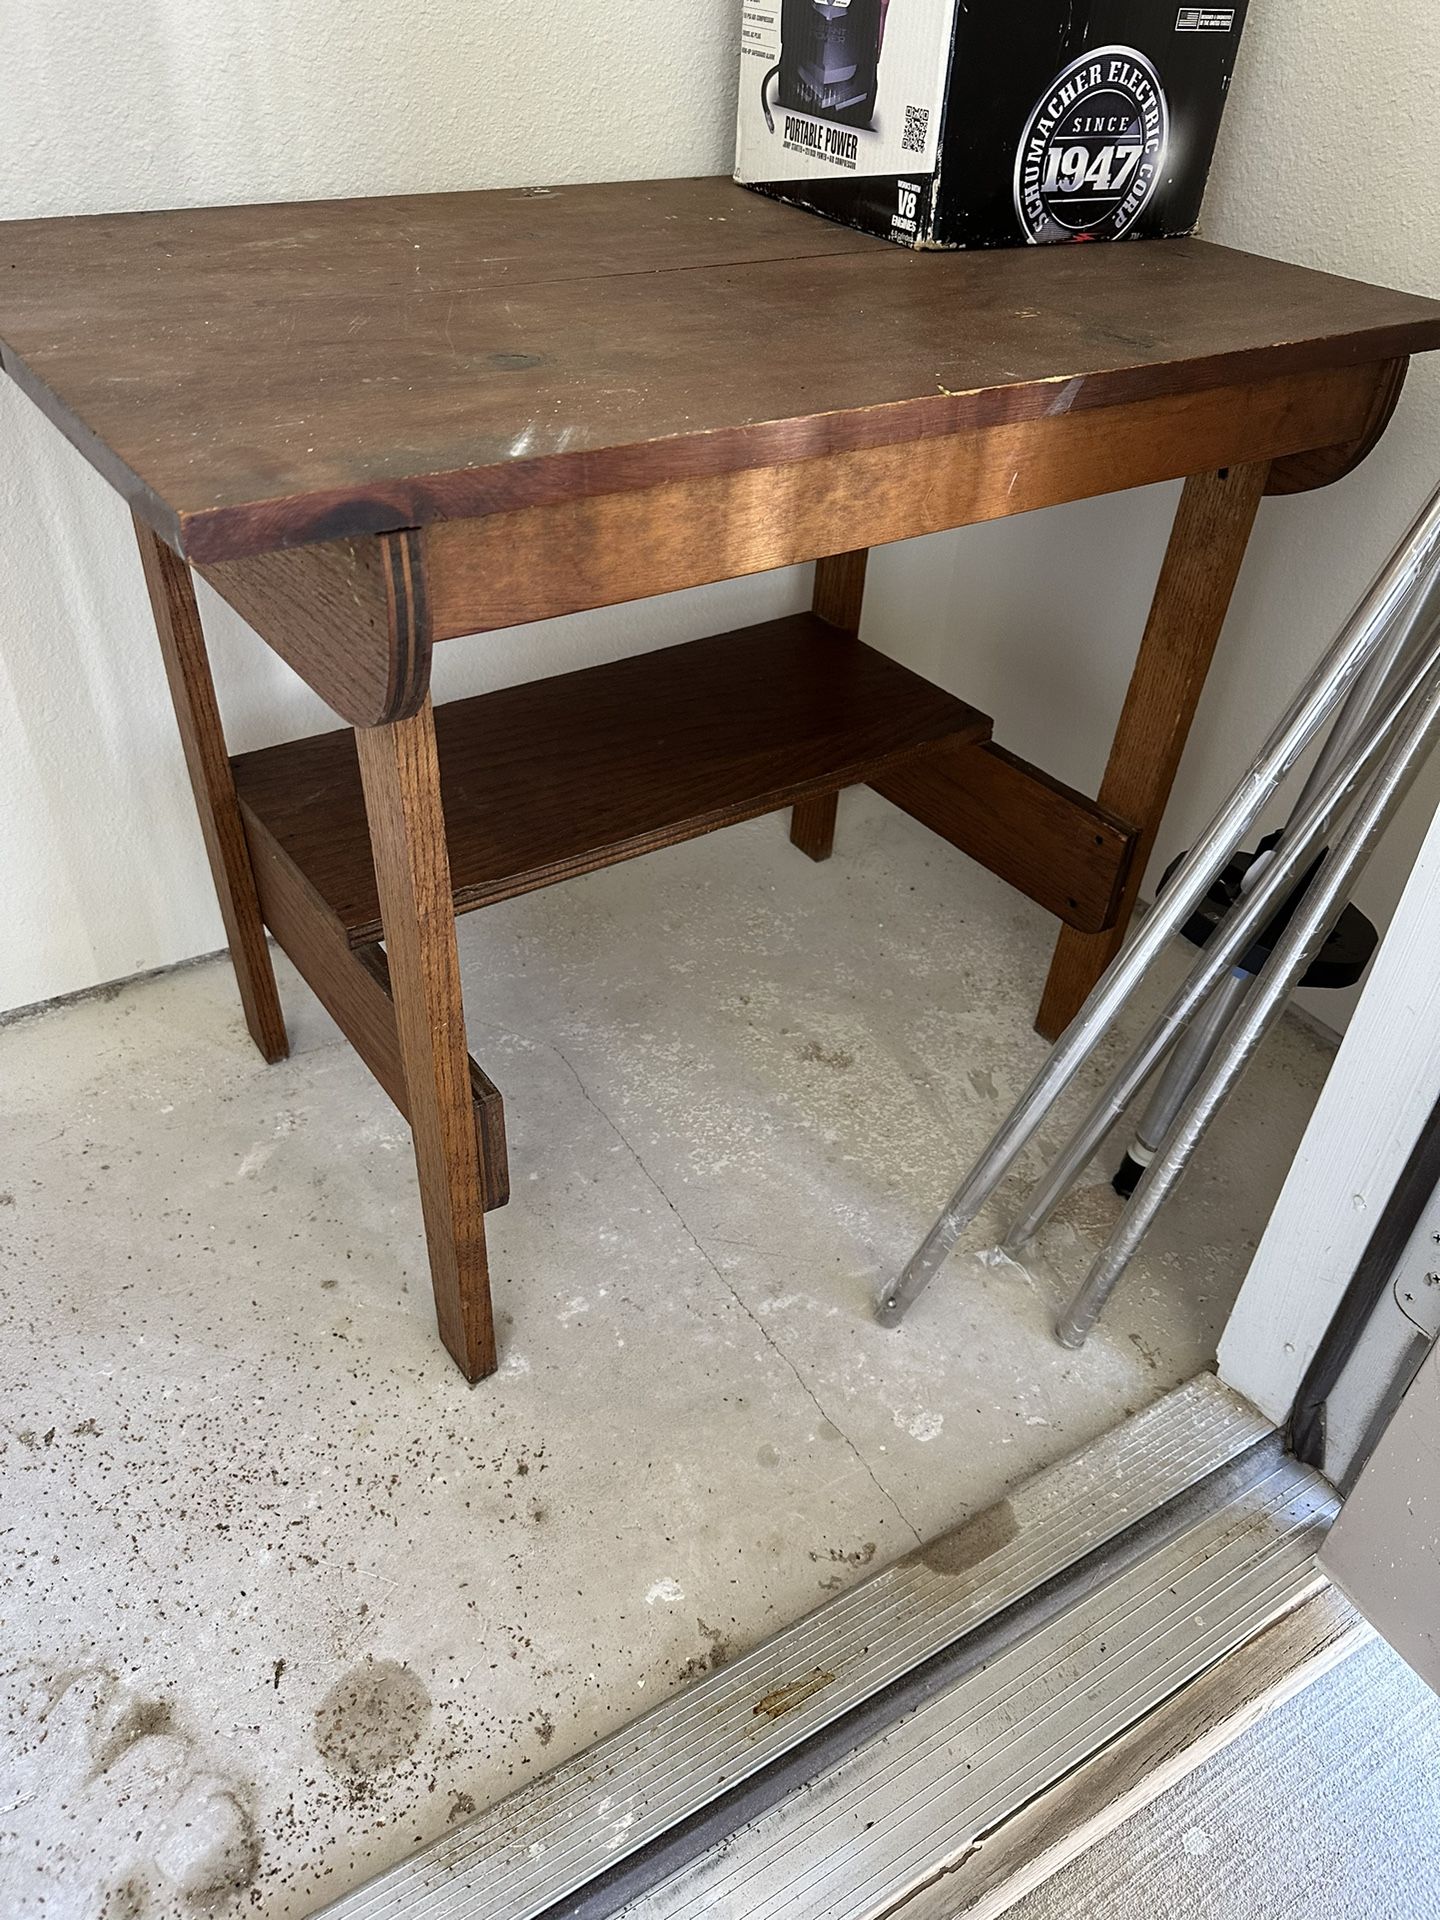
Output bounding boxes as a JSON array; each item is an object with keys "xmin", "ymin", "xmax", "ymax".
[
  {"xmin": 890, "ymin": 1583, "xmax": 1368, "ymax": 1920},
  {"xmin": 317, "ymin": 1376, "xmax": 1342, "ymax": 1920}
]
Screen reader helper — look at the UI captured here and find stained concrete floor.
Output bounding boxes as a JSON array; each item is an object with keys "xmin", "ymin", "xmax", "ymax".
[{"xmin": 0, "ymin": 790, "xmax": 1337, "ymax": 1918}]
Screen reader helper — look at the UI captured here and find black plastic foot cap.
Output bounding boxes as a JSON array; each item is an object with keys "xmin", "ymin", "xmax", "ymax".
[{"xmin": 1111, "ymin": 1152, "xmax": 1145, "ymax": 1200}]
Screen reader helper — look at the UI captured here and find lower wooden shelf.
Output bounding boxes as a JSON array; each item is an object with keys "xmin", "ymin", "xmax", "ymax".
[{"xmin": 232, "ymin": 613, "xmax": 992, "ymax": 945}]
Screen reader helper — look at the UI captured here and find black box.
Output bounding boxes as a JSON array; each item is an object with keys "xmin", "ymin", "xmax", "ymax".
[{"xmin": 734, "ymin": 1, "xmax": 1249, "ymax": 249}]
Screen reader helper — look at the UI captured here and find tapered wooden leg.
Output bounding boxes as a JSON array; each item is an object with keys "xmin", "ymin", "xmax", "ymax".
[
  {"xmin": 790, "ymin": 549, "xmax": 870, "ymax": 861},
  {"xmin": 1036, "ymin": 462, "xmax": 1270, "ymax": 1041},
  {"xmin": 134, "ymin": 516, "xmax": 289, "ymax": 1063},
  {"xmin": 355, "ymin": 697, "xmax": 496, "ymax": 1381}
]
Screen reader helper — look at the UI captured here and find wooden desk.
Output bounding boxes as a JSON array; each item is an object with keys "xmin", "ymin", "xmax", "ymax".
[{"xmin": 4, "ymin": 176, "xmax": 1438, "ymax": 1379}]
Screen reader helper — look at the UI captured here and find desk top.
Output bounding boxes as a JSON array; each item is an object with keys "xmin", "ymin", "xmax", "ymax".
[{"xmin": 2, "ymin": 175, "xmax": 1438, "ymax": 563}]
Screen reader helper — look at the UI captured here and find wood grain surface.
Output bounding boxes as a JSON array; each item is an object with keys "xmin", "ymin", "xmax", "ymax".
[
  {"xmin": 242, "ymin": 817, "xmax": 508, "ymax": 1211},
  {"xmin": 199, "ymin": 528, "xmax": 431, "ymax": 726},
  {"xmin": 1267, "ymin": 355, "xmax": 1410, "ymax": 497},
  {"xmin": 422, "ymin": 362, "xmax": 1384, "ymax": 635},
  {"xmin": 1037, "ymin": 460, "xmax": 1271, "ymax": 1038},
  {"xmin": 3, "ymin": 178, "xmax": 1437, "ymax": 559},
  {"xmin": 233, "ymin": 614, "xmax": 991, "ymax": 945},
  {"xmin": 873, "ymin": 743, "xmax": 1137, "ymax": 935},
  {"xmin": 355, "ymin": 700, "xmax": 496, "ymax": 1381},
  {"xmin": 790, "ymin": 550, "xmax": 871, "ymax": 862},
  {"xmin": 134, "ymin": 516, "xmax": 289, "ymax": 1062}
]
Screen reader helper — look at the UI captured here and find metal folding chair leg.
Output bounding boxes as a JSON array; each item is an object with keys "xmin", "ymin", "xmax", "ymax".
[
  {"xmin": 877, "ymin": 481, "xmax": 1440, "ymax": 1331},
  {"xmin": 1112, "ymin": 969, "xmax": 1253, "ymax": 1199},
  {"xmin": 918, "ymin": 590, "xmax": 1440, "ymax": 1287},
  {"xmin": 1103, "ymin": 571, "xmax": 1440, "ymax": 1203},
  {"xmin": 1054, "ymin": 637, "xmax": 1440, "ymax": 1348},
  {"xmin": 1001, "ymin": 969, "xmax": 1251, "ymax": 1256},
  {"xmin": 1008, "ymin": 566, "xmax": 1440, "ymax": 1262}
]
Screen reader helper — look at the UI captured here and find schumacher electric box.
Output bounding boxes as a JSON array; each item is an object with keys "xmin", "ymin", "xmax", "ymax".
[{"xmin": 735, "ymin": 2, "xmax": 1249, "ymax": 249}]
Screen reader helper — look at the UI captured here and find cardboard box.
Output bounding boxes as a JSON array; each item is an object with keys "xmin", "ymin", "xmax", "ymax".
[{"xmin": 734, "ymin": 1, "xmax": 1249, "ymax": 249}]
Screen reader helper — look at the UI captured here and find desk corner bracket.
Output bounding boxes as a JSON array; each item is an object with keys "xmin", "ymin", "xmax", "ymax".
[{"xmin": 1267, "ymin": 356, "xmax": 1410, "ymax": 498}]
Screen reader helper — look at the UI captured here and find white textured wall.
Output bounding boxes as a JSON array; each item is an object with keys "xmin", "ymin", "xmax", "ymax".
[
  {"xmin": 1, "ymin": 1, "xmax": 1436, "ymax": 1021},
  {"xmin": 0, "ymin": 0, "xmax": 782, "ymax": 1012}
]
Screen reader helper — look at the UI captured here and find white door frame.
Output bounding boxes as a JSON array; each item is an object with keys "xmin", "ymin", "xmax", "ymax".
[{"xmin": 1219, "ymin": 799, "xmax": 1440, "ymax": 1423}]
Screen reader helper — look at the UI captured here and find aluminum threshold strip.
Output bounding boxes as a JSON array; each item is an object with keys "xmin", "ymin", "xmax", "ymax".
[
  {"xmin": 627, "ymin": 1451, "xmax": 1336, "ymax": 1919},
  {"xmin": 319, "ymin": 1375, "xmax": 1267, "ymax": 1920}
]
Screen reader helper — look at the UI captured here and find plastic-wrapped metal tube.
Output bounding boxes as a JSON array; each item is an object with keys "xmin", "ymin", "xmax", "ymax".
[
  {"xmin": 876, "ymin": 480, "xmax": 1440, "ymax": 1329},
  {"xmin": 1117, "ymin": 970, "xmax": 1252, "ymax": 1178},
  {"xmin": 1094, "ymin": 576, "xmax": 1440, "ymax": 1211},
  {"xmin": 1003, "ymin": 968, "xmax": 1251, "ymax": 1254},
  {"xmin": 1293, "ymin": 565, "xmax": 1440, "ymax": 819},
  {"xmin": 1002, "ymin": 599, "xmax": 1440, "ymax": 1256},
  {"xmin": 1054, "ymin": 639, "xmax": 1440, "ymax": 1349}
]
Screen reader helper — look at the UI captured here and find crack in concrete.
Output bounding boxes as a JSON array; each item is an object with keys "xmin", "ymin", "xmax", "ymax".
[{"xmin": 552, "ymin": 1044, "xmax": 923, "ymax": 1546}]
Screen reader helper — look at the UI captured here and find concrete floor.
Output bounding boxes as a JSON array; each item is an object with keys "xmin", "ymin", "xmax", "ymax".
[{"xmin": 0, "ymin": 790, "xmax": 1336, "ymax": 1918}]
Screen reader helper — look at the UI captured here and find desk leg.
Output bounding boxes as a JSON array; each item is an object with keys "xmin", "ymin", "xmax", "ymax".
[
  {"xmin": 1036, "ymin": 462, "xmax": 1270, "ymax": 1041},
  {"xmin": 135, "ymin": 518, "xmax": 289, "ymax": 1064},
  {"xmin": 790, "ymin": 549, "xmax": 870, "ymax": 861},
  {"xmin": 355, "ymin": 697, "xmax": 497, "ymax": 1382}
]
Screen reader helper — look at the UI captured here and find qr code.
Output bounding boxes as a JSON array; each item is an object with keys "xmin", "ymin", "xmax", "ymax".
[{"xmin": 902, "ymin": 105, "xmax": 929, "ymax": 155}]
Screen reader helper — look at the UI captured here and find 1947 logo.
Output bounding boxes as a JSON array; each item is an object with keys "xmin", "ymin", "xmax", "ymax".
[{"xmin": 1013, "ymin": 46, "xmax": 1170, "ymax": 245}]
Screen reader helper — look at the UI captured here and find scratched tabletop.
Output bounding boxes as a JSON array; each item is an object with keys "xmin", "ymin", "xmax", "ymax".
[{"xmin": 2, "ymin": 174, "xmax": 1438, "ymax": 561}]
